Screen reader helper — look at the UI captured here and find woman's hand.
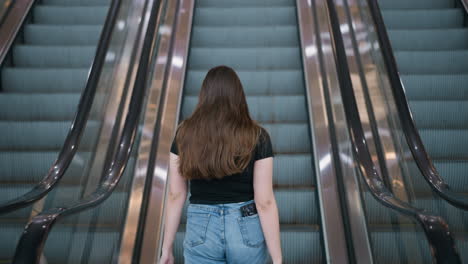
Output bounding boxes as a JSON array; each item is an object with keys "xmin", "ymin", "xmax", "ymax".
[
  {"xmin": 273, "ymin": 258, "xmax": 283, "ymax": 264},
  {"xmin": 159, "ymin": 250, "xmax": 174, "ymax": 264}
]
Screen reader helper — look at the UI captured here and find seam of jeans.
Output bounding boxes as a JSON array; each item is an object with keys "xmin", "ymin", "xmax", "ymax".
[
  {"xmin": 237, "ymin": 215, "xmax": 265, "ymax": 248},
  {"xmin": 185, "ymin": 213, "xmax": 211, "ymax": 247}
]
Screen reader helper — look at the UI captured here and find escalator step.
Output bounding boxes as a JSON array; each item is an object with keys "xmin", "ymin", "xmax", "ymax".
[
  {"xmin": 185, "ymin": 70, "xmax": 305, "ymax": 95},
  {"xmin": 0, "ymin": 94, "xmax": 80, "ymax": 121},
  {"xmin": 191, "ymin": 26, "xmax": 299, "ymax": 47},
  {"xmin": 378, "ymin": 0, "xmax": 455, "ymax": 9},
  {"xmin": 197, "ymin": 0, "xmax": 294, "ymax": 8},
  {"xmin": 34, "ymin": 6, "xmax": 108, "ymax": 25},
  {"xmin": 273, "ymin": 154, "xmax": 315, "ymax": 186},
  {"xmin": 42, "ymin": 0, "xmax": 111, "ymax": 6},
  {"xmin": 182, "ymin": 95, "xmax": 308, "ymax": 123},
  {"xmin": 369, "ymin": 227, "xmax": 432, "ymax": 264},
  {"xmin": 395, "ymin": 51, "xmax": 468, "ymax": 74},
  {"xmin": 418, "ymin": 129, "xmax": 468, "ymax": 158},
  {"xmin": 1, "ymin": 68, "xmax": 88, "ymax": 93},
  {"xmin": 194, "ymin": 7, "xmax": 296, "ymax": 26},
  {"xmin": 189, "ymin": 47, "xmax": 301, "ymax": 70},
  {"xmin": 0, "ymin": 151, "xmax": 90, "ymax": 185},
  {"xmin": 262, "ymin": 123, "xmax": 311, "ymax": 153},
  {"xmin": 388, "ymin": 29, "xmax": 468, "ymax": 51},
  {"xmin": 13, "ymin": 45, "xmax": 96, "ymax": 68},
  {"xmin": 409, "ymin": 101, "xmax": 468, "ymax": 129},
  {"xmin": 381, "ymin": 9, "xmax": 464, "ymax": 29},
  {"xmin": 24, "ymin": 25, "xmax": 102, "ymax": 45},
  {"xmin": 0, "ymin": 121, "xmax": 99, "ymax": 150},
  {"xmin": 402, "ymin": 74, "xmax": 468, "ymax": 100},
  {"xmin": 0, "ymin": 224, "xmax": 121, "ymax": 263}
]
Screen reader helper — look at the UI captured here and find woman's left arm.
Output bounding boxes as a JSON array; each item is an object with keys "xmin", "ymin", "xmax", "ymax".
[{"xmin": 161, "ymin": 152, "xmax": 188, "ymax": 258}]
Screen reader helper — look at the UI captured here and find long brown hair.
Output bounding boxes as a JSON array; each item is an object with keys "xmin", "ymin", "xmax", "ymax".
[{"xmin": 175, "ymin": 65, "xmax": 261, "ymax": 180}]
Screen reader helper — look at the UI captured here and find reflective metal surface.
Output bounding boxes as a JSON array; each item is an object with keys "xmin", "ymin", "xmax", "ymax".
[
  {"xmin": 297, "ymin": 0, "xmax": 350, "ymax": 263},
  {"xmin": 316, "ymin": 0, "xmax": 375, "ymax": 261},
  {"xmin": 460, "ymin": 0, "xmax": 468, "ymax": 14},
  {"xmin": 13, "ymin": 0, "xmax": 165, "ymax": 261},
  {"xmin": 341, "ymin": 0, "xmax": 409, "ymax": 202},
  {"xmin": 139, "ymin": 0, "xmax": 194, "ymax": 263},
  {"xmin": 0, "ymin": 0, "xmax": 34, "ymax": 67},
  {"xmin": 0, "ymin": 0, "xmax": 123, "ymax": 215},
  {"xmin": 361, "ymin": 0, "xmax": 468, "ymax": 211},
  {"xmin": 0, "ymin": 0, "xmax": 12, "ymax": 24},
  {"xmin": 323, "ymin": 0, "xmax": 461, "ymax": 262},
  {"xmin": 336, "ymin": 0, "xmax": 426, "ymax": 261},
  {"xmin": 118, "ymin": 0, "xmax": 176, "ymax": 262}
]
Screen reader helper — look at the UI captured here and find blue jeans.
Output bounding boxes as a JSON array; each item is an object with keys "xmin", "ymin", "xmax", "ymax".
[{"xmin": 183, "ymin": 199, "xmax": 268, "ymax": 264}]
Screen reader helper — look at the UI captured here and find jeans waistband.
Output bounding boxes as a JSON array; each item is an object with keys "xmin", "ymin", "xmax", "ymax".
[{"xmin": 187, "ymin": 199, "xmax": 255, "ymax": 215}]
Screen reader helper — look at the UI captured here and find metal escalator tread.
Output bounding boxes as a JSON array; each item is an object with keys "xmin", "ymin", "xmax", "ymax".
[
  {"xmin": 174, "ymin": 0, "xmax": 323, "ymax": 263},
  {"xmin": 376, "ymin": 0, "xmax": 468, "ymax": 262},
  {"xmin": 0, "ymin": 0, "xmax": 110, "ymax": 263}
]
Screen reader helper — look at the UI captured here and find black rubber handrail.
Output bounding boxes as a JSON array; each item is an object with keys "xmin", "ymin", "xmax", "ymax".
[
  {"xmin": 0, "ymin": 0, "xmax": 122, "ymax": 214},
  {"xmin": 324, "ymin": 0, "xmax": 461, "ymax": 263},
  {"xmin": 364, "ymin": 0, "xmax": 468, "ymax": 211},
  {"xmin": 11, "ymin": 0, "xmax": 162, "ymax": 262}
]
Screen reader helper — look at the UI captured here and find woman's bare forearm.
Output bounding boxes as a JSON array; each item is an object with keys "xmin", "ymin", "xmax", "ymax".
[
  {"xmin": 257, "ymin": 197, "xmax": 282, "ymax": 263},
  {"xmin": 161, "ymin": 192, "xmax": 186, "ymax": 253}
]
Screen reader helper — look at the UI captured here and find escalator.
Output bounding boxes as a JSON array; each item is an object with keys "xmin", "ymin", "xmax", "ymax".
[
  {"xmin": 172, "ymin": 0, "xmax": 324, "ymax": 262},
  {"xmin": 0, "ymin": 0, "xmax": 110, "ymax": 262},
  {"xmin": 2, "ymin": 0, "xmax": 464, "ymax": 263},
  {"xmin": 378, "ymin": 0, "xmax": 468, "ymax": 262},
  {"xmin": 329, "ymin": 0, "xmax": 468, "ymax": 262}
]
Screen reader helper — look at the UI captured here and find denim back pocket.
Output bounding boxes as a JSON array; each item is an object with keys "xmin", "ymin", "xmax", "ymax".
[
  {"xmin": 237, "ymin": 214, "xmax": 265, "ymax": 248},
  {"xmin": 184, "ymin": 212, "xmax": 211, "ymax": 247}
]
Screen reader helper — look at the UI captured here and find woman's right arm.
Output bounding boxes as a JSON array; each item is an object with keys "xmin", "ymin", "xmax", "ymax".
[
  {"xmin": 160, "ymin": 153, "xmax": 187, "ymax": 263},
  {"xmin": 254, "ymin": 157, "xmax": 282, "ymax": 264}
]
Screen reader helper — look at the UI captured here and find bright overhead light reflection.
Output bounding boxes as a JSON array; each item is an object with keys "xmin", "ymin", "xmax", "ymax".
[
  {"xmin": 159, "ymin": 25, "xmax": 171, "ymax": 35},
  {"xmin": 172, "ymin": 56, "xmax": 184, "ymax": 68},
  {"xmin": 117, "ymin": 20, "xmax": 125, "ymax": 30},
  {"xmin": 155, "ymin": 165, "xmax": 167, "ymax": 180},
  {"xmin": 106, "ymin": 51, "xmax": 116, "ymax": 62},
  {"xmin": 319, "ymin": 154, "xmax": 331, "ymax": 171},
  {"xmin": 340, "ymin": 24, "xmax": 349, "ymax": 34},
  {"xmin": 305, "ymin": 45, "xmax": 317, "ymax": 57}
]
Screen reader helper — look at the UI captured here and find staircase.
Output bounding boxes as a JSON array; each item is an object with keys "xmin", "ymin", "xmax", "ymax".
[
  {"xmin": 371, "ymin": 0, "xmax": 468, "ymax": 262},
  {"xmin": 0, "ymin": 0, "xmax": 112, "ymax": 262},
  {"xmin": 172, "ymin": 0, "xmax": 324, "ymax": 263}
]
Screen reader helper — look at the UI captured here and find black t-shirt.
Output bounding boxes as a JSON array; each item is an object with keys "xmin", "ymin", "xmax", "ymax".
[{"xmin": 170, "ymin": 127, "xmax": 274, "ymax": 204}]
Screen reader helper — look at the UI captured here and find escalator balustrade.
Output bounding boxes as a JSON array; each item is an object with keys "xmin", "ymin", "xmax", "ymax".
[
  {"xmin": 378, "ymin": 0, "xmax": 468, "ymax": 262},
  {"xmin": 0, "ymin": 0, "xmax": 110, "ymax": 262}
]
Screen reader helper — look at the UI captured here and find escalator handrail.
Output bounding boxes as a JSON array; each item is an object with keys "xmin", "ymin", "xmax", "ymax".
[
  {"xmin": 0, "ymin": 0, "xmax": 34, "ymax": 65},
  {"xmin": 460, "ymin": 0, "xmax": 468, "ymax": 14},
  {"xmin": 364, "ymin": 0, "xmax": 468, "ymax": 211},
  {"xmin": 11, "ymin": 0, "xmax": 162, "ymax": 262},
  {"xmin": 0, "ymin": 0, "xmax": 122, "ymax": 215},
  {"xmin": 324, "ymin": 0, "xmax": 461, "ymax": 263}
]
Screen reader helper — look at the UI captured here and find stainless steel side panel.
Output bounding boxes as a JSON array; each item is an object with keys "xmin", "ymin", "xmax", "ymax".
[
  {"xmin": 297, "ymin": 0, "xmax": 355, "ymax": 263},
  {"xmin": 138, "ymin": 0, "xmax": 194, "ymax": 263},
  {"xmin": 118, "ymin": 0, "xmax": 175, "ymax": 262}
]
